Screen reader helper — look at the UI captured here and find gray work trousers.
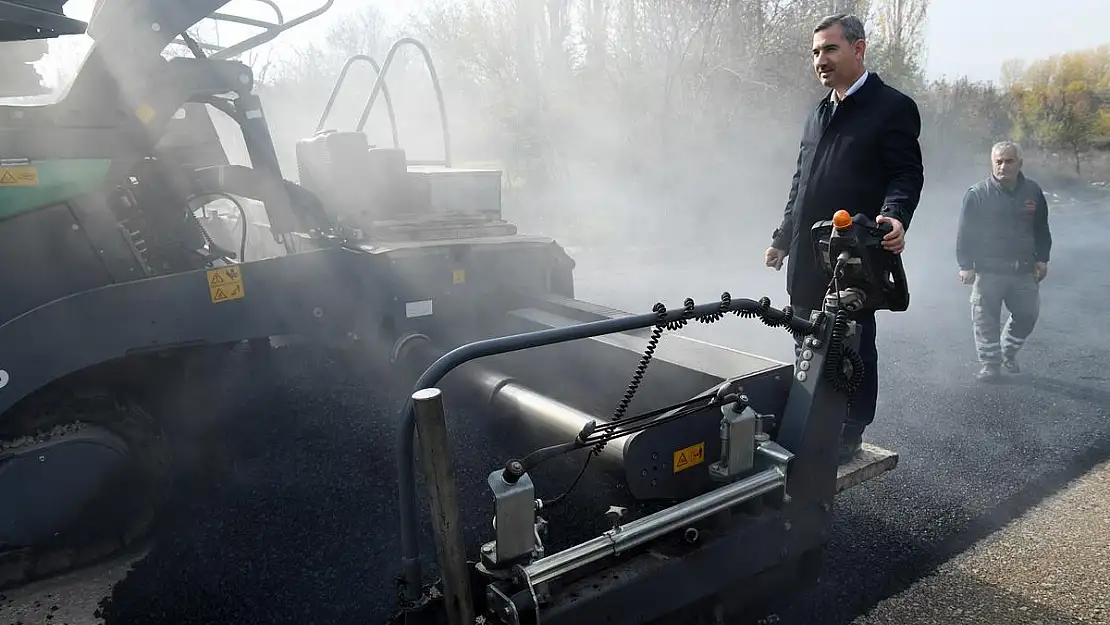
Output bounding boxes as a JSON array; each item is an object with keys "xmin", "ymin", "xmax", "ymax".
[{"xmin": 970, "ymin": 271, "xmax": 1041, "ymax": 365}]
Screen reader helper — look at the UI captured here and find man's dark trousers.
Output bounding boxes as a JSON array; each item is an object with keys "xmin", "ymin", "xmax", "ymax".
[{"xmin": 791, "ymin": 307, "xmax": 878, "ymax": 438}]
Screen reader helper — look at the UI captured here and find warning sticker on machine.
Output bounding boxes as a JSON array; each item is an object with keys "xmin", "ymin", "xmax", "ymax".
[
  {"xmin": 135, "ymin": 104, "xmax": 157, "ymax": 125},
  {"xmin": 452, "ymin": 269, "xmax": 466, "ymax": 284},
  {"xmin": 207, "ymin": 266, "xmax": 245, "ymax": 303},
  {"xmin": 0, "ymin": 159, "xmax": 39, "ymax": 187},
  {"xmin": 673, "ymin": 442, "xmax": 705, "ymax": 473}
]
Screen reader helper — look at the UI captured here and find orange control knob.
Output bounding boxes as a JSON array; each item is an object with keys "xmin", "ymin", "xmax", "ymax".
[{"xmin": 832, "ymin": 210, "xmax": 852, "ymax": 230}]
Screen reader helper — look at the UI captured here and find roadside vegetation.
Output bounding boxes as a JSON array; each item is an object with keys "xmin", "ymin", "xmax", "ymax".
[{"xmin": 179, "ymin": 1, "xmax": 1110, "ymax": 241}]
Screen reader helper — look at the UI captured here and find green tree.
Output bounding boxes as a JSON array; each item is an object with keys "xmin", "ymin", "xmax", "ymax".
[{"xmin": 1007, "ymin": 50, "xmax": 1107, "ymax": 176}]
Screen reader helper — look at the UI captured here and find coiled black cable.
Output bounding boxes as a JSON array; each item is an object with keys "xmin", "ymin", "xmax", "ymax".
[
  {"xmin": 541, "ymin": 292, "xmax": 838, "ymax": 507},
  {"xmin": 822, "ymin": 309, "xmax": 865, "ymax": 395},
  {"xmin": 610, "ymin": 293, "xmax": 802, "ymax": 431},
  {"xmin": 544, "ymin": 292, "xmax": 815, "ymax": 506},
  {"xmin": 611, "ymin": 302, "xmax": 669, "ymax": 424},
  {"xmin": 821, "ymin": 256, "xmax": 866, "ymax": 396}
]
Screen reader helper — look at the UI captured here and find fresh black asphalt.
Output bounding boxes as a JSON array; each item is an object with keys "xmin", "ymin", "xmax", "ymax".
[{"xmin": 91, "ymin": 205, "xmax": 1110, "ymax": 625}]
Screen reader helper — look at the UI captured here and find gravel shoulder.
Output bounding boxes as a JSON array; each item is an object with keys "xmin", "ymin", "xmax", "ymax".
[
  {"xmin": 0, "ymin": 548, "xmax": 141, "ymax": 625},
  {"xmin": 852, "ymin": 460, "xmax": 1110, "ymax": 625}
]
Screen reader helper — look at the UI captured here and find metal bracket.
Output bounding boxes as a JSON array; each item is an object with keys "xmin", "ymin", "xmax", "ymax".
[
  {"xmin": 709, "ymin": 399, "xmax": 759, "ymax": 482},
  {"xmin": 480, "ymin": 468, "xmax": 540, "ymax": 574},
  {"xmin": 486, "ymin": 584, "xmax": 521, "ymax": 625},
  {"xmin": 479, "ymin": 515, "xmax": 548, "ymax": 576},
  {"xmin": 827, "ymin": 286, "xmax": 867, "ymax": 313}
]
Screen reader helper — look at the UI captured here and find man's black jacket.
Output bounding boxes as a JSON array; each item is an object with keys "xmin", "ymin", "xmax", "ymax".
[
  {"xmin": 772, "ymin": 72, "xmax": 925, "ymax": 311},
  {"xmin": 955, "ymin": 171, "xmax": 1051, "ymax": 272}
]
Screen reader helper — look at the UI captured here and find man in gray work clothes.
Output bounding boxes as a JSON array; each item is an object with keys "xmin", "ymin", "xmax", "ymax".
[{"xmin": 956, "ymin": 141, "xmax": 1052, "ymax": 382}]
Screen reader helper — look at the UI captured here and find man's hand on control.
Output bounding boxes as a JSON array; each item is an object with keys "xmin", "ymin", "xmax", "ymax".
[
  {"xmin": 1035, "ymin": 261, "xmax": 1048, "ymax": 282},
  {"xmin": 765, "ymin": 247, "xmax": 786, "ymax": 271},
  {"xmin": 876, "ymin": 215, "xmax": 905, "ymax": 253},
  {"xmin": 958, "ymin": 269, "xmax": 976, "ymax": 285}
]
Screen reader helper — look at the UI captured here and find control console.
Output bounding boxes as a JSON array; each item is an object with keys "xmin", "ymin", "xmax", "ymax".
[{"xmin": 810, "ymin": 210, "xmax": 910, "ymax": 313}]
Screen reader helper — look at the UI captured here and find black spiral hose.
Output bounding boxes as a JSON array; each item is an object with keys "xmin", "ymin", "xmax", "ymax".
[
  {"xmin": 611, "ymin": 302, "xmax": 670, "ymax": 423},
  {"xmin": 822, "ymin": 309, "xmax": 865, "ymax": 395},
  {"xmin": 610, "ymin": 292, "xmax": 862, "ymax": 436},
  {"xmin": 542, "ymin": 292, "xmax": 827, "ymax": 508},
  {"xmin": 609, "ymin": 293, "xmax": 805, "ymax": 433}
]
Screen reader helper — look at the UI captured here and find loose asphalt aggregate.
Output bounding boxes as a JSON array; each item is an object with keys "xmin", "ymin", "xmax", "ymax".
[{"xmin": 2, "ymin": 203, "xmax": 1107, "ymax": 625}]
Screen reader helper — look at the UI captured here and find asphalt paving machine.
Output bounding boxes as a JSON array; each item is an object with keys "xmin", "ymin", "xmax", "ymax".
[{"xmin": 0, "ymin": 1, "xmax": 903, "ymax": 622}]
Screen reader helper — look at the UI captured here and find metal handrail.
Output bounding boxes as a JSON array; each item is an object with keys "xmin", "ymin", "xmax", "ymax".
[
  {"xmin": 169, "ymin": 0, "xmax": 332, "ymax": 60},
  {"xmin": 314, "ymin": 54, "xmax": 400, "ymax": 150},
  {"xmin": 353, "ymin": 37, "xmax": 452, "ymax": 168}
]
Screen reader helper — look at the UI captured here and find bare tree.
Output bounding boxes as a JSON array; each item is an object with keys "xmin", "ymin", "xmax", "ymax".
[{"xmin": 865, "ymin": 0, "xmax": 929, "ymax": 89}]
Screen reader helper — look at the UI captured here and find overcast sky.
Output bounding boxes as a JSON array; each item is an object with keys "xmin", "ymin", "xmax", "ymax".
[{"xmin": 58, "ymin": 0, "xmax": 1110, "ymax": 84}]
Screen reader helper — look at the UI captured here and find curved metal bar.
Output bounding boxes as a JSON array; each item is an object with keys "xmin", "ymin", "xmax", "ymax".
[
  {"xmin": 354, "ymin": 37, "xmax": 452, "ymax": 167},
  {"xmin": 173, "ymin": 0, "xmax": 286, "ymax": 51},
  {"xmin": 211, "ymin": 0, "xmax": 286, "ymax": 29},
  {"xmin": 247, "ymin": 0, "xmax": 286, "ymax": 24},
  {"xmin": 211, "ymin": 0, "xmax": 334, "ymax": 60},
  {"xmin": 314, "ymin": 54, "xmax": 400, "ymax": 149},
  {"xmin": 392, "ymin": 296, "xmax": 818, "ymax": 600}
]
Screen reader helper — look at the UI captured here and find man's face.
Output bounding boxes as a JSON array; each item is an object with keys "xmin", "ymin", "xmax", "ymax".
[
  {"xmin": 812, "ymin": 24, "xmax": 865, "ymax": 89},
  {"xmin": 992, "ymin": 148, "xmax": 1022, "ymax": 182}
]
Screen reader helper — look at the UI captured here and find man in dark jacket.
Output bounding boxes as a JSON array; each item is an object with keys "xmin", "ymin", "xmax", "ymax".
[
  {"xmin": 764, "ymin": 13, "xmax": 924, "ymax": 461},
  {"xmin": 956, "ymin": 140, "xmax": 1051, "ymax": 382}
]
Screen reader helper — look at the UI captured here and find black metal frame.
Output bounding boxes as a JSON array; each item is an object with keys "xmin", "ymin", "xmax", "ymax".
[
  {"xmin": 2, "ymin": 0, "xmax": 336, "ymax": 240},
  {"xmin": 84, "ymin": 0, "xmax": 333, "ymax": 59},
  {"xmin": 0, "ymin": 53, "xmax": 303, "ymax": 234},
  {"xmin": 387, "ymin": 289, "xmax": 863, "ymax": 624},
  {"xmin": 0, "ymin": 229, "xmax": 576, "ymax": 415},
  {"xmin": 529, "ymin": 502, "xmax": 829, "ymax": 625},
  {"xmin": 391, "ymin": 298, "xmax": 828, "ymax": 602},
  {"xmin": 0, "ymin": 247, "xmax": 345, "ymax": 416},
  {"xmin": 0, "ymin": 0, "xmax": 87, "ymax": 41},
  {"xmin": 501, "ymin": 311, "xmax": 851, "ymax": 624}
]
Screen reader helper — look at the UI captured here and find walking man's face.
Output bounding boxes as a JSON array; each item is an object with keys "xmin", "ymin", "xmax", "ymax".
[
  {"xmin": 812, "ymin": 23, "xmax": 865, "ymax": 91},
  {"xmin": 992, "ymin": 147, "xmax": 1022, "ymax": 183}
]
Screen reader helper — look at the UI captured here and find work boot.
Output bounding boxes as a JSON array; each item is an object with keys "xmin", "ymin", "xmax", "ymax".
[
  {"xmin": 1002, "ymin": 355, "xmax": 1020, "ymax": 374},
  {"xmin": 838, "ymin": 426, "xmax": 864, "ymax": 463},
  {"xmin": 976, "ymin": 363, "xmax": 1001, "ymax": 382}
]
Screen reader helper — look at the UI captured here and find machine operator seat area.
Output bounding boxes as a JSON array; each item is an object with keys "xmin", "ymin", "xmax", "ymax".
[{"xmin": 296, "ymin": 130, "xmax": 409, "ymax": 229}]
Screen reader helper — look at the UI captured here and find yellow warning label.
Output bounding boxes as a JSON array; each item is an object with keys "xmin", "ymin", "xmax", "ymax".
[
  {"xmin": 0, "ymin": 166, "xmax": 39, "ymax": 187},
  {"xmin": 206, "ymin": 267, "xmax": 244, "ymax": 303},
  {"xmin": 673, "ymin": 442, "xmax": 705, "ymax": 474},
  {"xmin": 452, "ymin": 269, "xmax": 466, "ymax": 284},
  {"xmin": 136, "ymin": 104, "xmax": 156, "ymax": 125}
]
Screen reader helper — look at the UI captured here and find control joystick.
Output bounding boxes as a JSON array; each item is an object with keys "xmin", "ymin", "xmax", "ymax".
[{"xmin": 810, "ymin": 210, "xmax": 910, "ymax": 313}]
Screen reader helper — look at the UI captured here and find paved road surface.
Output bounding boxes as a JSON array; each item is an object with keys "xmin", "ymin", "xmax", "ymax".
[
  {"xmin": 851, "ymin": 458, "xmax": 1110, "ymax": 625},
  {"xmin": 572, "ymin": 204, "xmax": 1110, "ymax": 624},
  {"xmin": 2, "ymin": 205, "xmax": 1108, "ymax": 625}
]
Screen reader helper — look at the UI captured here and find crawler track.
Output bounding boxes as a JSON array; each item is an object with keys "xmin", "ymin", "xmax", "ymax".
[{"xmin": 0, "ymin": 394, "xmax": 168, "ymax": 592}]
